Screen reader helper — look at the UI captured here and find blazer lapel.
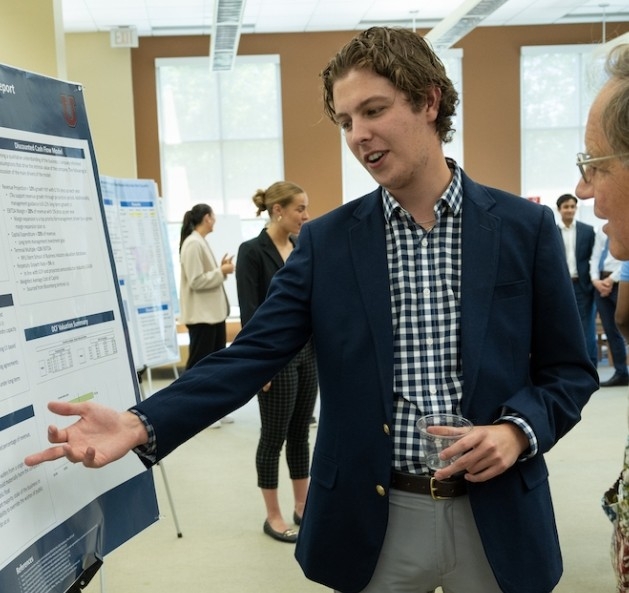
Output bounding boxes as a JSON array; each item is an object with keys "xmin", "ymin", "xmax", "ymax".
[
  {"xmin": 258, "ymin": 229, "xmax": 285, "ymax": 269},
  {"xmin": 460, "ymin": 178, "xmax": 501, "ymax": 402},
  {"xmin": 348, "ymin": 190, "xmax": 394, "ymax": 417}
]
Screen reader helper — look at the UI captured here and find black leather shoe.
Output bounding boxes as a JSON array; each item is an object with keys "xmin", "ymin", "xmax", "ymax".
[
  {"xmin": 263, "ymin": 520, "xmax": 298, "ymax": 543},
  {"xmin": 293, "ymin": 511, "xmax": 302, "ymax": 526},
  {"xmin": 600, "ymin": 373, "xmax": 629, "ymax": 387}
]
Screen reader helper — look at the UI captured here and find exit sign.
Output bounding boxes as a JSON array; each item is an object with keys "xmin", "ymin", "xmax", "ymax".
[{"xmin": 110, "ymin": 27, "xmax": 139, "ymax": 48}]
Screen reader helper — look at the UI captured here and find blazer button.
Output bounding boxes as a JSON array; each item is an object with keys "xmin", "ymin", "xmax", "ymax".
[
  {"xmin": 376, "ymin": 485, "xmax": 386, "ymax": 496},
  {"xmin": 383, "ymin": 424, "xmax": 390, "ymax": 435}
]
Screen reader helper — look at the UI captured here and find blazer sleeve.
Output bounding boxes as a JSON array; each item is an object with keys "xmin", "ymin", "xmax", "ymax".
[
  {"xmin": 500, "ymin": 206, "xmax": 598, "ymax": 453},
  {"xmin": 134, "ymin": 228, "xmax": 315, "ymax": 462}
]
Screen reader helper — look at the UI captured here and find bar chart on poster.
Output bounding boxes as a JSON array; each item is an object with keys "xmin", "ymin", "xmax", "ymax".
[{"xmin": 0, "ymin": 64, "xmax": 158, "ymax": 592}]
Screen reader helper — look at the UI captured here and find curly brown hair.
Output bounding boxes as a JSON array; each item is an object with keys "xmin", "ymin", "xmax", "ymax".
[{"xmin": 321, "ymin": 27, "xmax": 459, "ymax": 143}]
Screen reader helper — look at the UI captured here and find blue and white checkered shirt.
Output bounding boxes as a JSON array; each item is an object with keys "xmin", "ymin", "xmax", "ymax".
[
  {"xmin": 384, "ymin": 159, "xmax": 463, "ymax": 473},
  {"xmin": 384, "ymin": 159, "xmax": 536, "ymax": 474}
]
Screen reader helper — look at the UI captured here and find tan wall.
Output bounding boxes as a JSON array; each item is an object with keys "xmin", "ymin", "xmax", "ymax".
[
  {"xmin": 131, "ymin": 23, "xmax": 629, "ymax": 218},
  {"xmin": 66, "ymin": 33, "xmax": 137, "ymax": 179},
  {"xmin": 0, "ymin": 0, "xmax": 59, "ymax": 77}
]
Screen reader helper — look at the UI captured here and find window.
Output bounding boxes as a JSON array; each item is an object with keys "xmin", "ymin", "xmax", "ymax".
[
  {"xmin": 156, "ymin": 56, "xmax": 282, "ymax": 311},
  {"xmin": 341, "ymin": 49, "xmax": 464, "ymax": 203},
  {"xmin": 156, "ymin": 55, "xmax": 284, "ymax": 222},
  {"xmin": 521, "ymin": 44, "xmax": 601, "ymax": 223}
]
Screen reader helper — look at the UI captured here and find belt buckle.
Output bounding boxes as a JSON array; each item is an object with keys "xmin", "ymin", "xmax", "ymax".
[{"xmin": 430, "ymin": 476, "xmax": 448, "ymax": 500}]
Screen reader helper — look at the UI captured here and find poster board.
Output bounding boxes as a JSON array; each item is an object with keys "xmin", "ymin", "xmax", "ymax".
[
  {"xmin": 100, "ymin": 176, "xmax": 179, "ymax": 370},
  {"xmin": 206, "ymin": 213, "xmax": 242, "ymax": 310},
  {"xmin": 0, "ymin": 65, "xmax": 158, "ymax": 591}
]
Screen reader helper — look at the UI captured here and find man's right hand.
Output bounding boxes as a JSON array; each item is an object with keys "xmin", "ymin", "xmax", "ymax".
[{"xmin": 24, "ymin": 401, "xmax": 148, "ymax": 468}]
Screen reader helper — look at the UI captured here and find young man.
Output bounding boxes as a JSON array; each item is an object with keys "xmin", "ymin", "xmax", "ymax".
[
  {"xmin": 556, "ymin": 193, "xmax": 597, "ymax": 367},
  {"xmin": 574, "ymin": 42, "xmax": 629, "ymax": 592},
  {"xmin": 26, "ymin": 27, "xmax": 598, "ymax": 593}
]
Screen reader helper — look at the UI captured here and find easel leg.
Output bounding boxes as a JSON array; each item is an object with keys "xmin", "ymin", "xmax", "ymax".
[
  {"xmin": 136, "ymin": 366, "xmax": 183, "ymax": 538},
  {"xmin": 157, "ymin": 461, "xmax": 183, "ymax": 538}
]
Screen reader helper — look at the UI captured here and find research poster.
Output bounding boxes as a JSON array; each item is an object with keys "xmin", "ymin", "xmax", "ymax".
[
  {"xmin": 100, "ymin": 176, "xmax": 179, "ymax": 371},
  {"xmin": 0, "ymin": 65, "xmax": 158, "ymax": 592}
]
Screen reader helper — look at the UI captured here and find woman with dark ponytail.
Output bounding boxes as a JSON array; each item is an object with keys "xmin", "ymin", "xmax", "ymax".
[{"xmin": 179, "ymin": 204, "xmax": 235, "ymax": 426}]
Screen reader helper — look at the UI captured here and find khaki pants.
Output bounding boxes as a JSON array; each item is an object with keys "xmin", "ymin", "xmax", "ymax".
[{"xmin": 337, "ymin": 488, "xmax": 502, "ymax": 593}]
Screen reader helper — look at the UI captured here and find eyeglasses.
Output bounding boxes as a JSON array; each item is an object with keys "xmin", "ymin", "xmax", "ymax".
[{"xmin": 576, "ymin": 152, "xmax": 629, "ymax": 183}]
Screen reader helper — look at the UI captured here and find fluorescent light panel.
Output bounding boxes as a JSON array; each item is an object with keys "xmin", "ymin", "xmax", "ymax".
[
  {"xmin": 425, "ymin": 0, "xmax": 510, "ymax": 49},
  {"xmin": 210, "ymin": 0, "xmax": 246, "ymax": 71}
]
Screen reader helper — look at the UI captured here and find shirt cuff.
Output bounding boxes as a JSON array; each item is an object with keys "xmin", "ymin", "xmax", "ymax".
[
  {"xmin": 128, "ymin": 408, "xmax": 157, "ymax": 465},
  {"xmin": 496, "ymin": 413, "xmax": 538, "ymax": 460}
]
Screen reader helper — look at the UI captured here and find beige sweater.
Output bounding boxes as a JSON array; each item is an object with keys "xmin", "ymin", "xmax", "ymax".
[{"xmin": 179, "ymin": 231, "xmax": 229, "ymax": 325}]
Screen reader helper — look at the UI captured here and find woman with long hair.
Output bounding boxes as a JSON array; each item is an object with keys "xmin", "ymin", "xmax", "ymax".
[{"xmin": 179, "ymin": 203, "xmax": 235, "ymax": 426}]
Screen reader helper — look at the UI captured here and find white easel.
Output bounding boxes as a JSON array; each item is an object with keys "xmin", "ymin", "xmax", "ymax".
[{"xmin": 137, "ymin": 365, "xmax": 183, "ymax": 539}]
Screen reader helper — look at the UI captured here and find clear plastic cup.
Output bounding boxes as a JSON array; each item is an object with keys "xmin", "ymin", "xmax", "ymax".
[{"xmin": 417, "ymin": 413, "xmax": 474, "ymax": 472}]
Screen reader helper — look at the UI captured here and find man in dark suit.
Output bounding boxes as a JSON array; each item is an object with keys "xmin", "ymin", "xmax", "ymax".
[
  {"xmin": 26, "ymin": 27, "xmax": 598, "ymax": 593},
  {"xmin": 556, "ymin": 193, "xmax": 597, "ymax": 367}
]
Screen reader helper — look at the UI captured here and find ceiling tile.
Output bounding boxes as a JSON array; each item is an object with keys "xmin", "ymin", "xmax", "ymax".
[{"xmin": 60, "ymin": 0, "xmax": 629, "ymax": 36}]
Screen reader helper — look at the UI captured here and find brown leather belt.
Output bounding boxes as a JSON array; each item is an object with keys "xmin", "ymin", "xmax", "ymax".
[{"xmin": 390, "ymin": 470, "xmax": 467, "ymax": 500}]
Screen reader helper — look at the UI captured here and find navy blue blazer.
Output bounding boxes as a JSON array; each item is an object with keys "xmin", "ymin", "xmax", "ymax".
[{"xmin": 135, "ymin": 171, "xmax": 598, "ymax": 593}]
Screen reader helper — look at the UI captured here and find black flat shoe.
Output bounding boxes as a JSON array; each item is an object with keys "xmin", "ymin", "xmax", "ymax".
[
  {"xmin": 600, "ymin": 373, "xmax": 629, "ymax": 387},
  {"xmin": 293, "ymin": 511, "xmax": 302, "ymax": 526},
  {"xmin": 263, "ymin": 520, "xmax": 298, "ymax": 543}
]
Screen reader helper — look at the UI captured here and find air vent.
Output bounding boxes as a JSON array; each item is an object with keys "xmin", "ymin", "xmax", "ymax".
[{"xmin": 210, "ymin": 0, "xmax": 246, "ymax": 72}]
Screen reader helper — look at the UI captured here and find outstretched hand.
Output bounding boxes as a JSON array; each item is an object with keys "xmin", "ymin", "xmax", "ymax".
[{"xmin": 24, "ymin": 401, "xmax": 149, "ymax": 468}]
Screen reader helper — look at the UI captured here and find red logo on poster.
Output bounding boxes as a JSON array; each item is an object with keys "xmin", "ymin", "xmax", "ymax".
[{"xmin": 61, "ymin": 94, "xmax": 77, "ymax": 127}]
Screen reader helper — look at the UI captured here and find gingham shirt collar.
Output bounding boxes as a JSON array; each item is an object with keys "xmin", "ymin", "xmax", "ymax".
[{"xmin": 381, "ymin": 158, "xmax": 463, "ymax": 225}]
